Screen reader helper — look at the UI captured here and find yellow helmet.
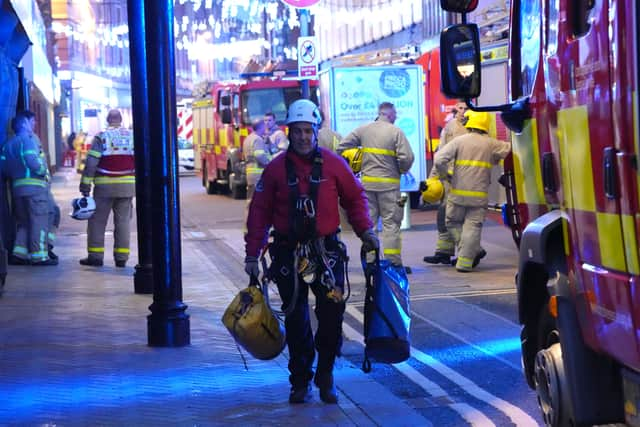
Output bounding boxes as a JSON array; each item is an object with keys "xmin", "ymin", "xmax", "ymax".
[
  {"xmin": 464, "ymin": 110, "xmax": 491, "ymax": 133},
  {"xmin": 421, "ymin": 177, "xmax": 444, "ymax": 204},
  {"xmin": 341, "ymin": 147, "xmax": 363, "ymax": 173}
]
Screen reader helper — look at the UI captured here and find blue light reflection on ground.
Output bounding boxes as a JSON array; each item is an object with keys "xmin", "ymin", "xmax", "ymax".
[
  {"xmin": 424, "ymin": 336, "xmax": 521, "ymax": 366},
  {"xmin": 0, "ymin": 365, "xmax": 283, "ymax": 421}
]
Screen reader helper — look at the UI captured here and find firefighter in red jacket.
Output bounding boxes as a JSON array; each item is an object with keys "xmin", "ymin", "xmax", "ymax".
[
  {"xmin": 79, "ymin": 109, "xmax": 135, "ymax": 267},
  {"xmin": 245, "ymin": 99, "xmax": 379, "ymax": 405}
]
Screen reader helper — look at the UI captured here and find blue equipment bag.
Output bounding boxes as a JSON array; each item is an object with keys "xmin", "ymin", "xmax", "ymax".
[{"xmin": 361, "ymin": 249, "xmax": 411, "ymax": 372}]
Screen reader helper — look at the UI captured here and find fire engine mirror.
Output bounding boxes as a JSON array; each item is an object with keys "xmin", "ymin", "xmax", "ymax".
[
  {"xmin": 439, "ymin": 0, "xmax": 479, "ymax": 13},
  {"xmin": 220, "ymin": 94, "xmax": 231, "ymax": 106},
  {"xmin": 440, "ymin": 24, "xmax": 481, "ymax": 99},
  {"xmin": 221, "ymin": 108, "xmax": 232, "ymax": 125}
]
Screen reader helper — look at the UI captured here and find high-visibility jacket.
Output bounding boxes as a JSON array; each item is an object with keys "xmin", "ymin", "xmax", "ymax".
[
  {"xmin": 318, "ymin": 127, "xmax": 342, "ymax": 152},
  {"xmin": 337, "ymin": 116, "xmax": 414, "ymax": 192},
  {"xmin": 0, "ymin": 133, "xmax": 49, "ymax": 197},
  {"xmin": 429, "ymin": 118, "xmax": 468, "ymax": 179},
  {"xmin": 243, "ymin": 132, "xmax": 271, "ymax": 186},
  {"xmin": 81, "ymin": 126, "xmax": 135, "ymax": 198},
  {"xmin": 266, "ymin": 126, "xmax": 288, "ymax": 153},
  {"xmin": 434, "ymin": 131, "xmax": 510, "ymax": 207}
]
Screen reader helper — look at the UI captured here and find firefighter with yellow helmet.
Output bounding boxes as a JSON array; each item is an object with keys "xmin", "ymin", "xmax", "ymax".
[
  {"xmin": 423, "ymin": 100, "xmax": 469, "ymax": 265},
  {"xmin": 337, "ymin": 102, "xmax": 414, "ymax": 270},
  {"xmin": 432, "ymin": 110, "xmax": 510, "ymax": 272}
]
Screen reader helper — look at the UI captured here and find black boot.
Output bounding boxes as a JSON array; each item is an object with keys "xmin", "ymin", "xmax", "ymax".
[
  {"xmin": 288, "ymin": 383, "xmax": 312, "ymax": 404},
  {"xmin": 423, "ymin": 252, "xmax": 452, "ymax": 265},
  {"xmin": 314, "ymin": 373, "xmax": 338, "ymax": 404},
  {"xmin": 315, "ymin": 353, "xmax": 338, "ymax": 404}
]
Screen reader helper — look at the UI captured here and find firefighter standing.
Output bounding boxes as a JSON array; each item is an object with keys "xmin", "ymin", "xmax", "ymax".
[
  {"xmin": 433, "ymin": 110, "xmax": 510, "ymax": 272},
  {"xmin": 423, "ymin": 100, "xmax": 470, "ymax": 265},
  {"xmin": 0, "ymin": 111, "xmax": 57, "ymax": 266},
  {"xmin": 317, "ymin": 110, "xmax": 342, "ymax": 152},
  {"xmin": 243, "ymin": 119, "xmax": 270, "ymax": 201},
  {"xmin": 245, "ymin": 99, "xmax": 378, "ymax": 404},
  {"xmin": 78, "ymin": 109, "xmax": 135, "ymax": 268},
  {"xmin": 264, "ymin": 111, "xmax": 289, "ymax": 154},
  {"xmin": 337, "ymin": 102, "xmax": 414, "ymax": 269}
]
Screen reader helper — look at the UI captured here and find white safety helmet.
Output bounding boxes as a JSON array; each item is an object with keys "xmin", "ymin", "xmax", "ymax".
[
  {"xmin": 70, "ymin": 196, "xmax": 96, "ymax": 220},
  {"xmin": 285, "ymin": 99, "xmax": 321, "ymax": 126}
]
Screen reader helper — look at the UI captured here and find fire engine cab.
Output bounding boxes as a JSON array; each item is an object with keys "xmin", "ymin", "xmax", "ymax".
[
  {"xmin": 440, "ymin": 0, "xmax": 640, "ymax": 426},
  {"xmin": 192, "ymin": 74, "xmax": 319, "ymax": 198}
]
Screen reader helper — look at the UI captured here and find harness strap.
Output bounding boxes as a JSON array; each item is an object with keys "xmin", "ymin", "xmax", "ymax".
[{"xmin": 285, "ymin": 149, "xmax": 323, "ymax": 243}]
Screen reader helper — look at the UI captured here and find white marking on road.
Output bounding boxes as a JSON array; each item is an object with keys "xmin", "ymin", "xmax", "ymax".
[
  {"xmin": 411, "ymin": 310, "xmax": 521, "ymax": 371},
  {"xmin": 341, "ymin": 317, "xmax": 495, "ymax": 427},
  {"xmin": 345, "ymin": 305, "xmax": 538, "ymax": 427}
]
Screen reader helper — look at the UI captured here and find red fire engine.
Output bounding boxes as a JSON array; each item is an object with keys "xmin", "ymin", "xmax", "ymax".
[
  {"xmin": 192, "ymin": 74, "xmax": 319, "ymax": 198},
  {"xmin": 440, "ymin": 0, "xmax": 639, "ymax": 425}
]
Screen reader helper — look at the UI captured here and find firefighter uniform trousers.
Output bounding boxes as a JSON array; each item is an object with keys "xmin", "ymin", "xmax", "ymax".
[
  {"xmin": 434, "ymin": 183, "xmax": 455, "ymax": 256},
  {"xmin": 87, "ymin": 196, "xmax": 133, "ymax": 263},
  {"xmin": 12, "ymin": 190, "xmax": 50, "ymax": 262},
  {"xmin": 445, "ymin": 201, "xmax": 487, "ymax": 271},
  {"xmin": 366, "ymin": 188, "xmax": 403, "ymax": 266},
  {"xmin": 269, "ymin": 236, "xmax": 346, "ymax": 388}
]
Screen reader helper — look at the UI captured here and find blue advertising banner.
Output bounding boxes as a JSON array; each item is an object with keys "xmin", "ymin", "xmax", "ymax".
[{"xmin": 329, "ymin": 65, "xmax": 426, "ymax": 191}]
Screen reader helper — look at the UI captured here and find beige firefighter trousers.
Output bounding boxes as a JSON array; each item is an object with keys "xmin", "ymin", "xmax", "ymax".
[
  {"xmin": 445, "ymin": 201, "xmax": 487, "ymax": 271},
  {"xmin": 87, "ymin": 196, "xmax": 133, "ymax": 262},
  {"xmin": 365, "ymin": 188, "xmax": 403, "ymax": 265},
  {"xmin": 12, "ymin": 191, "xmax": 50, "ymax": 262}
]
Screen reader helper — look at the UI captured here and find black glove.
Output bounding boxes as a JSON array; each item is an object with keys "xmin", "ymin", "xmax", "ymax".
[
  {"xmin": 360, "ymin": 229, "xmax": 379, "ymax": 253},
  {"xmin": 419, "ymin": 180, "xmax": 428, "ymax": 193},
  {"xmin": 244, "ymin": 256, "xmax": 259, "ymax": 278},
  {"xmin": 79, "ymin": 183, "xmax": 92, "ymax": 197}
]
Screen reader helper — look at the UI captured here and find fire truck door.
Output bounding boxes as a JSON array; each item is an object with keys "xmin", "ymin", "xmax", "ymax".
[{"xmin": 555, "ymin": 0, "xmax": 640, "ymax": 366}]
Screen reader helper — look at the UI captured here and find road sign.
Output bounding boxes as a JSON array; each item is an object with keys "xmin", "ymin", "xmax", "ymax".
[
  {"xmin": 297, "ymin": 36, "xmax": 318, "ymax": 79},
  {"xmin": 280, "ymin": 0, "xmax": 321, "ymax": 7}
]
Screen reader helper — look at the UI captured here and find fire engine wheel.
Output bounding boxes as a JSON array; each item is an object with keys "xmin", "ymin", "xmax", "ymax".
[
  {"xmin": 534, "ymin": 343, "xmax": 571, "ymax": 427},
  {"xmin": 203, "ymin": 164, "xmax": 216, "ymax": 195},
  {"xmin": 228, "ymin": 172, "xmax": 245, "ymax": 200}
]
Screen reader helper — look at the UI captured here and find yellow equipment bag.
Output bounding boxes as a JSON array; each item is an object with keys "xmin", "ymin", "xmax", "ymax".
[
  {"xmin": 341, "ymin": 147, "xmax": 363, "ymax": 173},
  {"xmin": 222, "ymin": 279, "xmax": 286, "ymax": 360}
]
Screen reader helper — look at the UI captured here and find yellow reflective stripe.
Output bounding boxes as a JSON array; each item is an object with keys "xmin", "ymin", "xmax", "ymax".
[
  {"xmin": 88, "ymin": 247, "xmax": 104, "ymax": 253},
  {"xmin": 361, "ymin": 175, "xmax": 400, "ymax": 183},
  {"xmin": 455, "ymin": 159, "xmax": 492, "ymax": 169},
  {"xmin": 562, "ymin": 217, "xmax": 570, "ymax": 256},
  {"xmin": 511, "ymin": 118, "xmax": 545, "ymax": 205},
  {"xmin": 622, "ymin": 214, "xmax": 640, "ymax": 275},
  {"xmin": 240, "ymin": 127, "xmax": 249, "ymax": 137},
  {"xmin": 558, "ymin": 106, "xmax": 595, "ymax": 211},
  {"xmin": 88, "ymin": 150, "xmax": 102, "ymax": 158},
  {"xmin": 23, "ymin": 149, "xmax": 39, "ymax": 155},
  {"xmin": 383, "ymin": 248, "xmax": 401, "ymax": 255},
  {"xmin": 214, "ymin": 145, "xmax": 222, "ymax": 155},
  {"xmin": 13, "ymin": 246, "xmax": 28, "ymax": 255},
  {"xmin": 246, "ymin": 167, "xmax": 263, "ymax": 174},
  {"xmin": 596, "ymin": 212, "xmax": 626, "ymax": 272},
  {"xmin": 94, "ymin": 176, "xmax": 135, "ymax": 184},
  {"xmin": 450, "ymin": 188, "xmax": 488, "ymax": 198},
  {"xmin": 254, "ymin": 150, "xmax": 267, "ymax": 155},
  {"xmin": 457, "ymin": 256, "xmax": 473, "ymax": 269},
  {"xmin": 362, "ymin": 147, "xmax": 396, "ymax": 156},
  {"xmin": 81, "ymin": 176, "xmax": 94, "ymax": 184},
  {"xmin": 114, "ymin": 248, "xmax": 130, "ymax": 254},
  {"xmin": 219, "ymin": 128, "xmax": 228, "ymax": 147},
  {"xmin": 14, "ymin": 178, "xmax": 47, "ymax": 188}
]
